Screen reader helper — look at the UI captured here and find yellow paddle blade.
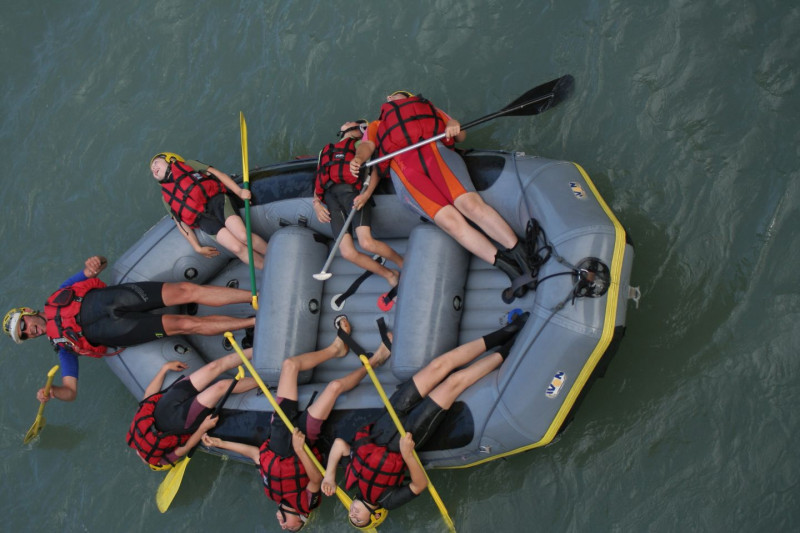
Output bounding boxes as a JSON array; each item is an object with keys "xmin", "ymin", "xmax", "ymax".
[
  {"xmin": 23, "ymin": 415, "xmax": 46, "ymax": 444},
  {"xmin": 156, "ymin": 456, "xmax": 191, "ymax": 513},
  {"xmin": 23, "ymin": 365, "xmax": 60, "ymax": 445}
]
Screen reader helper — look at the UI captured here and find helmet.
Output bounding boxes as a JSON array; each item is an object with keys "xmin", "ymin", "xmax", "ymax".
[
  {"xmin": 149, "ymin": 152, "xmax": 185, "ymax": 167},
  {"xmin": 348, "ymin": 500, "xmax": 388, "ymax": 530},
  {"xmin": 337, "ymin": 119, "xmax": 368, "ymax": 139},
  {"xmin": 388, "ymin": 90, "xmax": 414, "ymax": 98},
  {"xmin": 3, "ymin": 307, "xmax": 38, "ymax": 344}
]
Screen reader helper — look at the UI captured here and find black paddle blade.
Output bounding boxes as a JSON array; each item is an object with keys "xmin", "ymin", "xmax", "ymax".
[{"xmin": 501, "ymin": 74, "xmax": 575, "ymax": 117}]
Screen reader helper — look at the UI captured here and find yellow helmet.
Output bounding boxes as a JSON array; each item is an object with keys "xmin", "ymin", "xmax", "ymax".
[
  {"xmin": 3, "ymin": 307, "xmax": 38, "ymax": 344},
  {"xmin": 149, "ymin": 152, "xmax": 184, "ymax": 167},
  {"xmin": 348, "ymin": 502, "xmax": 388, "ymax": 530},
  {"xmin": 388, "ymin": 90, "xmax": 414, "ymax": 98}
]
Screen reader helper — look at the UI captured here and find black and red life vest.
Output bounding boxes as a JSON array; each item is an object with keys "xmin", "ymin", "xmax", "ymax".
[
  {"xmin": 160, "ymin": 160, "xmax": 225, "ymax": 228},
  {"xmin": 44, "ymin": 277, "xmax": 110, "ymax": 358},
  {"xmin": 374, "ymin": 95, "xmax": 448, "ymax": 173},
  {"xmin": 259, "ymin": 440, "xmax": 323, "ymax": 515},
  {"xmin": 127, "ymin": 392, "xmax": 192, "ymax": 467},
  {"xmin": 315, "ymin": 137, "xmax": 362, "ymax": 198},
  {"xmin": 344, "ymin": 424, "xmax": 407, "ymax": 505}
]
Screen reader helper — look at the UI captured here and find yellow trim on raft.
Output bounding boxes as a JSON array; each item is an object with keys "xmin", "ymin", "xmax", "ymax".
[{"xmin": 443, "ymin": 162, "xmax": 628, "ymax": 469}]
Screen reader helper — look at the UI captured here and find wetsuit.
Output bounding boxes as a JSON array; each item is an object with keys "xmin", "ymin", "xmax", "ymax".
[
  {"xmin": 365, "ymin": 96, "xmax": 476, "ymax": 220},
  {"xmin": 50, "ymin": 271, "xmax": 168, "ymax": 379}
]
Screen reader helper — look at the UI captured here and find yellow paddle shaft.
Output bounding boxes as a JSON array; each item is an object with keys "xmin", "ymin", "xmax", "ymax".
[
  {"xmin": 225, "ymin": 333, "xmax": 357, "ymax": 513},
  {"xmin": 358, "ymin": 354, "xmax": 456, "ymax": 533}
]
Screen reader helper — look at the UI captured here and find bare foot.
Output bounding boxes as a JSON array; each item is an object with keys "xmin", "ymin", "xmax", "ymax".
[
  {"xmin": 386, "ymin": 269, "xmax": 400, "ymax": 288},
  {"xmin": 368, "ymin": 332, "xmax": 393, "ymax": 367},
  {"xmin": 332, "ymin": 315, "xmax": 351, "ymax": 357}
]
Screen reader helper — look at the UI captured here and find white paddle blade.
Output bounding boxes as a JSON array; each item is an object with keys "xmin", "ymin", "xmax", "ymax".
[{"xmin": 313, "ymin": 272, "xmax": 333, "ymax": 281}]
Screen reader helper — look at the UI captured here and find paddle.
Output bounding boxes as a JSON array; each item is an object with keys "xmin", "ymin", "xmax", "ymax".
[
  {"xmin": 222, "ymin": 333, "xmax": 377, "ymax": 530},
  {"xmin": 337, "ymin": 327, "xmax": 455, "ymax": 532},
  {"xmin": 312, "ymin": 176, "xmax": 371, "ymax": 281},
  {"xmin": 312, "ymin": 75, "xmax": 574, "ymax": 281},
  {"xmin": 23, "ymin": 365, "xmax": 60, "ymax": 444},
  {"xmin": 240, "ymin": 111, "xmax": 258, "ymax": 310},
  {"xmin": 155, "ymin": 365, "xmax": 245, "ymax": 513}
]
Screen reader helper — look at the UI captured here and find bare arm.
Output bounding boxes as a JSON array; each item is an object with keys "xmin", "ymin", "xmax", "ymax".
[
  {"xmin": 82, "ymin": 255, "xmax": 108, "ymax": 278},
  {"xmin": 292, "ymin": 429, "xmax": 323, "ymax": 489},
  {"xmin": 399, "ymin": 432, "xmax": 428, "ymax": 495},
  {"xmin": 201, "ymin": 434, "xmax": 261, "ymax": 463},
  {"xmin": 172, "ymin": 218, "xmax": 219, "ymax": 258},
  {"xmin": 39, "ymin": 375, "xmax": 78, "ymax": 403},
  {"xmin": 143, "ymin": 361, "xmax": 188, "ymax": 400},
  {"xmin": 350, "ymin": 140, "xmax": 376, "ymax": 178},
  {"xmin": 207, "ymin": 166, "xmax": 250, "ymax": 201},
  {"xmin": 173, "ymin": 414, "xmax": 219, "ymax": 458},
  {"xmin": 321, "ymin": 437, "xmax": 351, "ymax": 496}
]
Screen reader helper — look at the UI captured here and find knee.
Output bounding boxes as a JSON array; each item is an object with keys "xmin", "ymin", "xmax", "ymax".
[
  {"xmin": 169, "ymin": 315, "xmax": 202, "ymax": 335},
  {"xmin": 208, "ymin": 379, "xmax": 230, "ymax": 396},
  {"xmin": 339, "ymin": 242, "xmax": 359, "ymax": 262},
  {"xmin": 426, "ymin": 357, "xmax": 449, "ymax": 376},
  {"xmin": 281, "ymin": 357, "xmax": 300, "ymax": 376},
  {"xmin": 169, "ymin": 282, "xmax": 197, "ymax": 301},
  {"xmin": 455, "ymin": 193, "xmax": 483, "ymax": 217},
  {"xmin": 324, "ymin": 379, "xmax": 345, "ymax": 397}
]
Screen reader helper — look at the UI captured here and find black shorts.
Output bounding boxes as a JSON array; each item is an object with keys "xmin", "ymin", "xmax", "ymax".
[
  {"xmin": 195, "ymin": 193, "xmax": 241, "ymax": 236},
  {"xmin": 370, "ymin": 380, "xmax": 445, "ymax": 452},
  {"xmin": 79, "ymin": 282, "xmax": 167, "ymax": 347},
  {"xmin": 153, "ymin": 379, "xmax": 212, "ymax": 434},
  {"xmin": 323, "ymin": 183, "xmax": 372, "ymax": 237},
  {"xmin": 268, "ymin": 399, "xmax": 310, "ymax": 458}
]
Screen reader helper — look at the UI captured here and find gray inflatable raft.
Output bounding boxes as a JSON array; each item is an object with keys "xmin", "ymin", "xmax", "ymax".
[{"xmin": 107, "ymin": 149, "xmax": 637, "ymax": 469}]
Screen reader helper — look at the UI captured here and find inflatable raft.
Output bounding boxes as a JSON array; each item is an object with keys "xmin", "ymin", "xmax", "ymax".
[{"xmin": 107, "ymin": 149, "xmax": 638, "ymax": 469}]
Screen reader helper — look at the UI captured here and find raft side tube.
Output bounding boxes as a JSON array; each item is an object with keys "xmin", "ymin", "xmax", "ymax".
[{"xmin": 252, "ymin": 226, "xmax": 327, "ymax": 384}]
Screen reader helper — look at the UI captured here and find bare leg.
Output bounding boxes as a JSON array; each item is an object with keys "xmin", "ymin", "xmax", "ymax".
[
  {"xmin": 427, "ymin": 352, "xmax": 503, "ymax": 409},
  {"xmin": 307, "ymin": 333, "xmax": 392, "ymax": 421},
  {"xmin": 223, "ymin": 215, "xmax": 268, "ymax": 255},
  {"xmin": 433, "ymin": 205, "xmax": 499, "ymax": 264},
  {"xmin": 454, "ymin": 192, "xmax": 518, "ymax": 249},
  {"xmin": 162, "ymin": 314, "xmax": 255, "ymax": 336},
  {"xmin": 188, "ymin": 349, "xmax": 252, "ymax": 391},
  {"xmin": 341, "ymin": 232, "xmax": 399, "ymax": 286},
  {"xmin": 410, "ymin": 337, "xmax": 488, "ymax": 398},
  {"xmin": 161, "ymin": 282, "xmax": 252, "ymax": 307},
  {"xmin": 355, "ymin": 226, "xmax": 405, "ymax": 270},
  {"xmin": 276, "ymin": 318, "xmax": 351, "ymax": 401},
  {"xmin": 216, "ymin": 227, "xmax": 265, "ymax": 270}
]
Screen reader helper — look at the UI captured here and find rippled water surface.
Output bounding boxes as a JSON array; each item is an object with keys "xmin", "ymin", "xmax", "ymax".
[{"xmin": 1, "ymin": 1, "xmax": 798, "ymax": 531}]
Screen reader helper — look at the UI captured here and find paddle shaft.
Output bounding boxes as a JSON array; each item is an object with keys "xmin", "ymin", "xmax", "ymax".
[
  {"xmin": 364, "ymin": 88, "xmax": 560, "ymax": 169},
  {"xmin": 240, "ymin": 112, "xmax": 258, "ymax": 310},
  {"xmin": 358, "ymin": 354, "xmax": 456, "ymax": 532},
  {"xmin": 314, "ymin": 174, "xmax": 371, "ymax": 279},
  {"xmin": 37, "ymin": 365, "xmax": 59, "ymax": 416},
  {"xmin": 156, "ymin": 366, "xmax": 244, "ymax": 513},
  {"xmin": 224, "ymin": 333, "xmax": 357, "ymax": 514}
]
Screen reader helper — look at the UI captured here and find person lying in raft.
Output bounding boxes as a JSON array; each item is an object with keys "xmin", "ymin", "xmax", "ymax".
[
  {"xmin": 312, "ymin": 120, "xmax": 404, "ymax": 311},
  {"xmin": 127, "ymin": 349, "xmax": 257, "ymax": 470},
  {"xmin": 202, "ymin": 316, "xmax": 391, "ymax": 532},
  {"xmin": 2, "ymin": 254, "xmax": 256, "ymax": 405},
  {"xmin": 150, "ymin": 152, "xmax": 269, "ymax": 269},
  {"xmin": 350, "ymin": 91, "xmax": 529, "ymax": 286},
  {"xmin": 320, "ymin": 311, "xmax": 529, "ymax": 529}
]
